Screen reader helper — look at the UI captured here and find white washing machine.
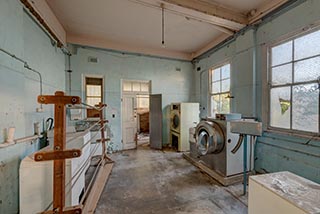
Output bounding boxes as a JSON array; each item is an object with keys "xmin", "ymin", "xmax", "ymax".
[
  {"xmin": 170, "ymin": 103, "xmax": 199, "ymax": 151},
  {"xmin": 190, "ymin": 113, "xmax": 251, "ymax": 178}
]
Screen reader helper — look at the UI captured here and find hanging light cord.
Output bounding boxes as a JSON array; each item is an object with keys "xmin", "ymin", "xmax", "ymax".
[{"xmin": 161, "ymin": 3, "xmax": 165, "ymax": 47}]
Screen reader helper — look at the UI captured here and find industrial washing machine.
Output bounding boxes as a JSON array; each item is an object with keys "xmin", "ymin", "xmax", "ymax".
[
  {"xmin": 170, "ymin": 103, "xmax": 199, "ymax": 152},
  {"xmin": 186, "ymin": 113, "xmax": 251, "ymax": 186}
]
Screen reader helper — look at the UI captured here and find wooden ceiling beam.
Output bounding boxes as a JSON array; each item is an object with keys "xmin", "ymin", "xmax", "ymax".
[
  {"xmin": 161, "ymin": 0, "xmax": 248, "ymax": 30},
  {"xmin": 248, "ymin": 0, "xmax": 290, "ymax": 24}
]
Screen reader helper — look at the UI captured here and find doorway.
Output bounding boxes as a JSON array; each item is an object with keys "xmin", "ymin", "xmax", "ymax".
[{"xmin": 121, "ymin": 80, "xmax": 150, "ymax": 150}]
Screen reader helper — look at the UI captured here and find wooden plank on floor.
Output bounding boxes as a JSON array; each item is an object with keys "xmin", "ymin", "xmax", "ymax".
[{"xmin": 82, "ymin": 162, "xmax": 113, "ymax": 214}]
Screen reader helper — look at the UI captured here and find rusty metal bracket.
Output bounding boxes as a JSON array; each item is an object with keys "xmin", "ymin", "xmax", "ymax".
[{"xmin": 34, "ymin": 149, "xmax": 82, "ymax": 161}]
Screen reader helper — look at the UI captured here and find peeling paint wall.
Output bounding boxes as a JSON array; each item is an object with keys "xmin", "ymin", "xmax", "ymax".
[
  {"xmin": 0, "ymin": 0, "xmax": 66, "ymax": 212},
  {"xmin": 195, "ymin": 0, "xmax": 320, "ymax": 183},
  {"xmin": 70, "ymin": 47, "xmax": 194, "ymax": 150}
]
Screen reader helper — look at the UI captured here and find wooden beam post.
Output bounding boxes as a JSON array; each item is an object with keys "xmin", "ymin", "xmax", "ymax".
[{"xmin": 36, "ymin": 91, "xmax": 82, "ymax": 214}]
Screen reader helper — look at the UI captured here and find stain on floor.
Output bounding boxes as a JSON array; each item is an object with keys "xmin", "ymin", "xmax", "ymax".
[{"xmin": 95, "ymin": 147, "xmax": 248, "ymax": 214}]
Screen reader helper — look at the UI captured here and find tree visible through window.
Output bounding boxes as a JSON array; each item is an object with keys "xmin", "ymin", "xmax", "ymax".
[
  {"xmin": 269, "ymin": 29, "xmax": 320, "ymax": 133},
  {"xmin": 209, "ymin": 63, "xmax": 231, "ymax": 116}
]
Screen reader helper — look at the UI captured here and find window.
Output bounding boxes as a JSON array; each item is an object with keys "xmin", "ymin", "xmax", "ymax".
[
  {"xmin": 209, "ymin": 63, "xmax": 231, "ymax": 115},
  {"xmin": 123, "ymin": 81, "xmax": 149, "ymax": 93},
  {"xmin": 85, "ymin": 77, "xmax": 103, "ymax": 117},
  {"xmin": 269, "ymin": 29, "xmax": 320, "ymax": 134},
  {"xmin": 136, "ymin": 95, "xmax": 149, "ymax": 109},
  {"xmin": 122, "ymin": 80, "xmax": 150, "ymax": 111}
]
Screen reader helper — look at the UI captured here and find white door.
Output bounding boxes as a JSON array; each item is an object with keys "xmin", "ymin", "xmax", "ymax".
[{"xmin": 122, "ymin": 94, "xmax": 137, "ymax": 150}]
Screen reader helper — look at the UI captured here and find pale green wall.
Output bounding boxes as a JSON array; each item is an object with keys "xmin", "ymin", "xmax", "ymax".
[
  {"xmin": 195, "ymin": 0, "xmax": 320, "ymax": 183},
  {"xmin": 1, "ymin": 0, "xmax": 320, "ymax": 213},
  {"xmin": 0, "ymin": 0, "xmax": 66, "ymax": 212},
  {"xmin": 70, "ymin": 47, "xmax": 194, "ymax": 150}
]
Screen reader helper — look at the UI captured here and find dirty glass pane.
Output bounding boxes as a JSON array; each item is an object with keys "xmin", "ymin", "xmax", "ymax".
[
  {"xmin": 292, "ymin": 83, "xmax": 319, "ymax": 132},
  {"xmin": 272, "ymin": 64, "xmax": 292, "ymax": 85},
  {"xmin": 272, "ymin": 41, "xmax": 292, "ymax": 66},
  {"xmin": 294, "ymin": 57, "xmax": 320, "ymax": 83},
  {"xmin": 270, "ymin": 87, "xmax": 291, "ymax": 129},
  {"xmin": 294, "ymin": 30, "xmax": 320, "ymax": 60},
  {"xmin": 221, "ymin": 64, "xmax": 230, "ymax": 79},
  {"xmin": 87, "ymin": 97, "xmax": 101, "ymax": 106},
  {"xmin": 137, "ymin": 95, "xmax": 149, "ymax": 108},
  {"xmin": 211, "ymin": 95, "xmax": 220, "ymax": 115},
  {"xmin": 86, "ymin": 85, "xmax": 101, "ymax": 96},
  {"xmin": 221, "ymin": 79, "xmax": 230, "ymax": 93},
  {"xmin": 212, "ymin": 68, "xmax": 221, "ymax": 82},
  {"xmin": 212, "ymin": 81, "xmax": 220, "ymax": 93},
  {"xmin": 140, "ymin": 82, "xmax": 149, "ymax": 92},
  {"xmin": 220, "ymin": 93, "xmax": 230, "ymax": 113},
  {"xmin": 123, "ymin": 81, "xmax": 132, "ymax": 91},
  {"xmin": 132, "ymin": 82, "xmax": 141, "ymax": 91}
]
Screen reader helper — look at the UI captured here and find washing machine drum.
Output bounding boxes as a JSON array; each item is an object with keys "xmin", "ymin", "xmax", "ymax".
[
  {"xmin": 195, "ymin": 121, "xmax": 225, "ymax": 155},
  {"xmin": 172, "ymin": 114, "xmax": 180, "ymax": 129}
]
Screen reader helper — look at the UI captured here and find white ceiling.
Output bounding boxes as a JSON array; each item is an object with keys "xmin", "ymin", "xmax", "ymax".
[{"xmin": 46, "ymin": 0, "xmax": 287, "ymax": 60}]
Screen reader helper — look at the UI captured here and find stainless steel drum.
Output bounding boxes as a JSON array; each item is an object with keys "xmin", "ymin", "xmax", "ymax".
[{"xmin": 195, "ymin": 120, "xmax": 225, "ymax": 155}]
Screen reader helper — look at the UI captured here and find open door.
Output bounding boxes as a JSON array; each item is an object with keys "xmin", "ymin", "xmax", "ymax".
[
  {"xmin": 149, "ymin": 94, "xmax": 162, "ymax": 149},
  {"xmin": 122, "ymin": 94, "xmax": 137, "ymax": 150}
]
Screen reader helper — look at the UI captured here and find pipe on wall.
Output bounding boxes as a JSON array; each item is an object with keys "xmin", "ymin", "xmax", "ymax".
[
  {"xmin": 252, "ymin": 26, "xmax": 258, "ymax": 118},
  {"xmin": 0, "ymin": 47, "xmax": 43, "ymax": 111}
]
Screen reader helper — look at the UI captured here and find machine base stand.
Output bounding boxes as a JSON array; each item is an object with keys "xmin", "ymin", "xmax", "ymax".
[{"xmin": 183, "ymin": 152, "xmax": 251, "ymax": 186}]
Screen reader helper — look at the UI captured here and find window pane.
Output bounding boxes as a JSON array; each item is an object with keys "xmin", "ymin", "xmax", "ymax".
[
  {"xmin": 294, "ymin": 57, "xmax": 320, "ymax": 83},
  {"xmin": 221, "ymin": 79, "xmax": 230, "ymax": 93},
  {"xmin": 211, "ymin": 95, "xmax": 220, "ymax": 115},
  {"xmin": 212, "ymin": 81, "xmax": 220, "ymax": 93},
  {"xmin": 272, "ymin": 41, "xmax": 292, "ymax": 66},
  {"xmin": 272, "ymin": 64, "xmax": 292, "ymax": 85},
  {"xmin": 87, "ymin": 97, "xmax": 101, "ymax": 106},
  {"xmin": 294, "ymin": 30, "xmax": 320, "ymax": 60},
  {"xmin": 220, "ymin": 93, "xmax": 230, "ymax": 113},
  {"xmin": 132, "ymin": 82, "xmax": 140, "ymax": 91},
  {"xmin": 270, "ymin": 87, "xmax": 291, "ymax": 129},
  {"xmin": 140, "ymin": 83, "xmax": 149, "ymax": 92},
  {"xmin": 292, "ymin": 83, "xmax": 319, "ymax": 132},
  {"xmin": 212, "ymin": 68, "xmax": 221, "ymax": 82},
  {"xmin": 123, "ymin": 81, "xmax": 132, "ymax": 91},
  {"xmin": 86, "ymin": 85, "xmax": 101, "ymax": 96},
  {"xmin": 221, "ymin": 64, "xmax": 230, "ymax": 79},
  {"xmin": 137, "ymin": 96, "xmax": 149, "ymax": 108}
]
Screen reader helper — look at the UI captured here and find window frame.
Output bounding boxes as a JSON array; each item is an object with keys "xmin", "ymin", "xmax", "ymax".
[
  {"xmin": 208, "ymin": 61, "xmax": 231, "ymax": 117},
  {"xmin": 83, "ymin": 76, "xmax": 105, "ymax": 119},
  {"xmin": 85, "ymin": 77, "xmax": 103, "ymax": 106},
  {"xmin": 268, "ymin": 28, "xmax": 320, "ymax": 136}
]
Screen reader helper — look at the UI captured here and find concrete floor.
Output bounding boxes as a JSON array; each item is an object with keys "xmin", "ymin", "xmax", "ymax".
[{"xmin": 95, "ymin": 146, "xmax": 248, "ymax": 214}]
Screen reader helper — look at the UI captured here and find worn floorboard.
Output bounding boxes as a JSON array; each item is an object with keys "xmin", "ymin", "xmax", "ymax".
[{"xmin": 95, "ymin": 146, "xmax": 248, "ymax": 214}]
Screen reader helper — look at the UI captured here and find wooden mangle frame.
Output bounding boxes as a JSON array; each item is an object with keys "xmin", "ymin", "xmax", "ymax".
[{"xmin": 34, "ymin": 91, "xmax": 113, "ymax": 214}]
